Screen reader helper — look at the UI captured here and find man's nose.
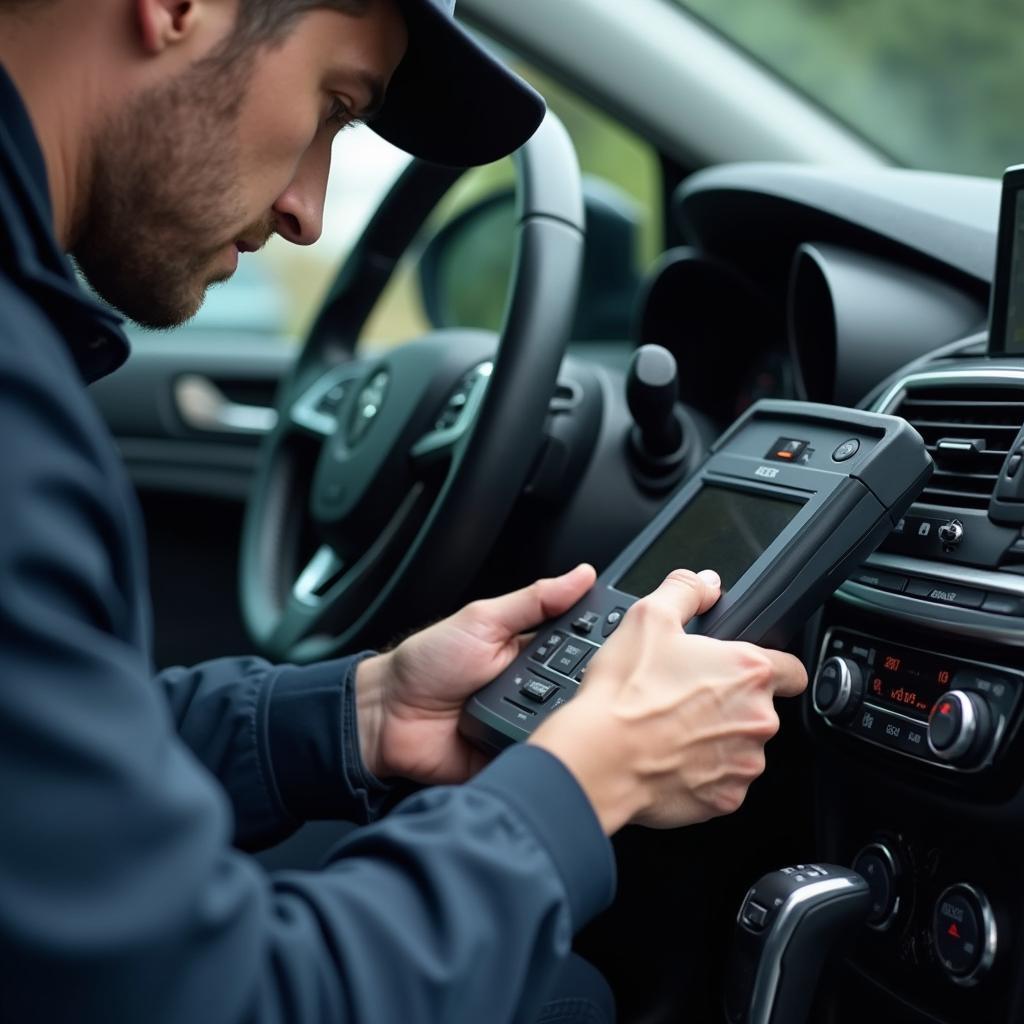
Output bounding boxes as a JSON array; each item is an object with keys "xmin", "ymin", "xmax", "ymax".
[{"xmin": 271, "ymin": 135, "xmax": 333, "ymax": 246}]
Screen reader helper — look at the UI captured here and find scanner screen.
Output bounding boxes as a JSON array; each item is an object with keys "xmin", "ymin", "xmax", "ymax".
[{"xmin": 615, "ymin": 484, "xmax": 802, "ymax": 597}]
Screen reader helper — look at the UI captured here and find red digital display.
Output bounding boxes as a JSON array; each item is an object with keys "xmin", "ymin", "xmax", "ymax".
[{"xmin": 868, "ymin": 647, "xmax": 954, "ymax": 717}]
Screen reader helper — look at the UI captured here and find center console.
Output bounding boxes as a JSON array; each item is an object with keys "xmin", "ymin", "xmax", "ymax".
[{"xmin": 800, "ymin": 165, "xmax": 1024, "ymax": 1024}]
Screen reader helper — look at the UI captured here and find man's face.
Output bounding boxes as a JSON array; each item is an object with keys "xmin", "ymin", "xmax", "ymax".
[{"xmin": 74, "ymin": 1, "xmax": 408, "ymax": 329}]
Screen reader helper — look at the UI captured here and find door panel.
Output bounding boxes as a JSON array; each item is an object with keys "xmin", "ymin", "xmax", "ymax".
[{"xmin": 90, "ymin": 336, "xmax": 295, "ymax": 667}]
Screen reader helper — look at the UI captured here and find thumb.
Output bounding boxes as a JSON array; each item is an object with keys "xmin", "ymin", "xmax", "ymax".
[
  {"xmin": 476, "ymin": 563, "xmax": 597, "ymax": 637},
  {"xmin": 644, "ymin": 568, "xmax": 722, "ymax": 626}
]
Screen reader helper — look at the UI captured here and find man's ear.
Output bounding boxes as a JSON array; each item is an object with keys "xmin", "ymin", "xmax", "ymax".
[{"xmin": 134, "ymin": 0, "xmax": 201, "ymax": 55}]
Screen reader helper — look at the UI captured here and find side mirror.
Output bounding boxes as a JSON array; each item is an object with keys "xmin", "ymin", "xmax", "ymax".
[{"xmin": 419, "ymin": 176, "xmax": 644, "ymax": 340}]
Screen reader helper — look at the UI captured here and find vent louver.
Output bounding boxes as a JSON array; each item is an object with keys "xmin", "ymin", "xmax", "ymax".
[{"xmin": 891, "ymin": 384, "xmax": 1024, "ymax": 511}]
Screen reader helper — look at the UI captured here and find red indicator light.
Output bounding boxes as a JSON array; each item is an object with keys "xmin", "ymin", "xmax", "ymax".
[
  {"xmin": 948, "ymin": 922, "xmax": 961, "ymax": 939},
  {"xmin": 872, "ymin": 679, "xmax": 882, "ymax": 695},
  {"xmin": 940, "ymin": 702, "xmax": 953, "ymax": 715},
  {"xmin": 775, "ymin": 451, "xmax": 794, "ymax": 459}
]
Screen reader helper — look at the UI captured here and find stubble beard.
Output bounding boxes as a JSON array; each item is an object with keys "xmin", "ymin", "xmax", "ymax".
[{"xmin": 73, "ymin": 52, "xmax": 255, "ymax": 330}]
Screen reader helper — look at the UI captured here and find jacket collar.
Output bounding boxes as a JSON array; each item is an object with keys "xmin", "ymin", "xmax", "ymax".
[{"xmin": 0, "ymin": 64, "xmax": 129, "ymax": 383}]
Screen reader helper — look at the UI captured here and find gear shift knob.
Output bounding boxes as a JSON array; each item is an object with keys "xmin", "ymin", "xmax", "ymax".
[
  {"xmin": 626, "ymin": 344, "xmax": 683, "ymax": 457},
  {"xmin": 724, "ymin": 864, "xmax": 870, "ymax": 1024}
]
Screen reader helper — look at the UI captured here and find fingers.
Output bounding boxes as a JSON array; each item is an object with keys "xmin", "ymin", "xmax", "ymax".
[
  {"xmin": 475, "ymin": 563, "xmax": 597, "ymax": 637},
  {"xmin": 642, "ymin": 568, "xmax": 722, "ymax": 625},
  {"xmin": 757, "ymin": 647, "xmax": 808, "ymax": 699}
]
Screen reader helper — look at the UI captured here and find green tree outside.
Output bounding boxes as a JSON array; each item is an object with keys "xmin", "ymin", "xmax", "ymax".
[{"xmin": 677, "ymin": 0, "xmax": 1024, "ymax": 176}]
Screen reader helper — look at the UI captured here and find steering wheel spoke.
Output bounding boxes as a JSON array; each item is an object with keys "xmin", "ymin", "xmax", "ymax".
[
  {"xmin": 288, "ymin": 364, "xmax": 366, "ymax": 439},
  {"xmin": 410, "ymin": 360, "xmax": 493, "ymax": 472},
  {"xmin": 293, "ymin": 545, "xmax": 347, "ymax": 605}
]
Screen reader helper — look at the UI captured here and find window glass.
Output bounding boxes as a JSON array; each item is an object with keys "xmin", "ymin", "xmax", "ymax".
[
  {"xmin": 673, "ymin": 0, "xmax": 1024, "ymax": 176},
  {"xmin": 359, "ymin": 55, "xmax": 664, "ymax": 351}
]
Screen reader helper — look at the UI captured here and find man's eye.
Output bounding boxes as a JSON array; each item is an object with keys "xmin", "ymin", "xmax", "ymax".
[{"xmin": 327, "ymin": 98, "xmax": 359, "ymax": 130}]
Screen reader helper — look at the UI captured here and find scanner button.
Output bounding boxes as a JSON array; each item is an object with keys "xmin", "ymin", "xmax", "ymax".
[
  {"xmin": 574, "ymin": 647, "xmax": 597, "ymax": 683},
  {"xmin": 550, "ymin": 639, "xmax": 592, "ymax": 676},
  {"xmin": 571, "ymin": 612, "xmax": 601, "ymax": 635},
  {"xmin": 521, "ymin": 678, "xmax": 559, "ymax": 704},
  {"xmin": 832, "ymin": 439, "xmax": 861, "ymax": 462},
  {"xmin": 529, "ymin": 631, "xmax": 566, "ymax": 663},
  {"xmin": 602, "ymin": 608, "xmax": 626, "ymax": 637}
]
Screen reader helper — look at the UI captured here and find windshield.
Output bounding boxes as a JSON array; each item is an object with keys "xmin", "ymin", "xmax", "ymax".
[{"xmin": 672, "ymin": 0, "xmax": 1023, "ymax": 177}]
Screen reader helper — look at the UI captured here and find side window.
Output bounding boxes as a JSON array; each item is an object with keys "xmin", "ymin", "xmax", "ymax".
[{"xmin": 359, "ymin": 50, "xmax": 664, "ymax": 352}]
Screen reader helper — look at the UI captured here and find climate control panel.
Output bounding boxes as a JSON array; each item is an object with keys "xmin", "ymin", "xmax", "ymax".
[{"xmin": 812, "ymin": 629, "xmax": 1022, "ymax": 771}]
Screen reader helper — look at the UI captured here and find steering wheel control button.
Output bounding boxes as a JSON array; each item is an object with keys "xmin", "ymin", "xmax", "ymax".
[
  {"xmin": 933, "ymin": 884, "xmax": 997, "ymax": 985},
  {"xmin": 852, "ymin": 843, "xmax": 901, "ymax": 930},
  {"xmin": 529, "ymin": 631, "xmax": 566, "ymax": 664},
  {"xmin": 602, "ymin": 607, "xmax": 627, "ymax": 637},
  {"xmin": 520, "ymin": 678, "xmax": 559, "ymax": 704},
  {"xmin": 549, "ymin": 639, "xmax": 592, "ymax": 677},
  {"xmin": 832, "ymin": 438, "xmax": 861, "ymax": 462},
  {"xmin": 848, "ymin": 568, "xmax": 908, "ymax": 593},
  {"xmin": 346, "ymin": 370, "xmax": 389, "ymax": 446},
  {"xmin": 812, "ymin": 656, "xmax": 863, "ymax": 722},
  {"xmin": 571, "ymin": 611, "xmax": 601, "ymax": 635},
  {"xmin": 927, "ymin": 690, "xmax": 993, "ymax": 766},
  {"xmin": 907, "ymin": 578, "xmax": 986, "ymax": 609}
]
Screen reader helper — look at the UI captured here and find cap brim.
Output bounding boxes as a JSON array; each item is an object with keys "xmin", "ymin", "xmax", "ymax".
[{"xmin": 370, "ymin": 0, "xmax": 546, "ymax": 167}]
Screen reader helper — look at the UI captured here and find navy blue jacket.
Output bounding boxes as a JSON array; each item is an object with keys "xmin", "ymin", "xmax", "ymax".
[{"xmin": 0, "ymin": 65, "xmax": 615, "ymax": 1023}]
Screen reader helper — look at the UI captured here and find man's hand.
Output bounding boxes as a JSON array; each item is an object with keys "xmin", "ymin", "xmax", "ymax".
[
  {"xmin": 355, "ymin": 563, "xmax": 597, "ymax": 785},
  {"xmin": 529, "ymin": 568, "xmax": 808, "ymax": 835}
]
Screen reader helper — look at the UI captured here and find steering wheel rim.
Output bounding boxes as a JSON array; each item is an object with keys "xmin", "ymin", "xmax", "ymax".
[{"xmin": 240, "ymin": 113, "xmax": 585, "ymax": 662}]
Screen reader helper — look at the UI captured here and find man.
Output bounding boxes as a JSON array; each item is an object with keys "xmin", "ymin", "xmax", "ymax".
[{"xmin": 0, "ymin": 1, "xmax": 808, "ymax": 1021}]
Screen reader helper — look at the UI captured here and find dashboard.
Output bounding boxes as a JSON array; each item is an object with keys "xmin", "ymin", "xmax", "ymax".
[{"xmin": 631, "ymin": 164, "xmax": 1024, "ymax": 1024}]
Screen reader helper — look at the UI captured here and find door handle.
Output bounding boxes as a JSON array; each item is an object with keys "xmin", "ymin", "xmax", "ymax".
[{"xmin": 174, "ymin": 374, "xmax": 278, "ymax": 435}]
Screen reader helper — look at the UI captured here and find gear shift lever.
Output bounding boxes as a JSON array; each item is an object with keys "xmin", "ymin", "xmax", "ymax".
[
  {"xmin": 724, "ymin": 864, "xmax": 870, "ymax": 1024},
  {"xmin": 626, "ymin": 344, "xmax": 688, "ymax": 489}
]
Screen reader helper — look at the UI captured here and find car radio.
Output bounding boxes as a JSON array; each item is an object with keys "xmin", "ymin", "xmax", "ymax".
[
  {"xmin": 460, "ymin": 400, "xmax": 932, "ymax": 752},
  {"xmin": 811, "ymin": 627, "xmax": 1023, "ymax": 771}
]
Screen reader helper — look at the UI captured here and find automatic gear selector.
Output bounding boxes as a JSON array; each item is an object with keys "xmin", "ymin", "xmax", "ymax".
[{"xmin": 724, "ymin": 864, "xmax": 870, "ymax": 1024}]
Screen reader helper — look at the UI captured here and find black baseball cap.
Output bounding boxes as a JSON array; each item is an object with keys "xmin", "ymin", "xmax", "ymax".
[{"xmin": 369, "ymin": 0, "xmax": 547, "ymax": 167}]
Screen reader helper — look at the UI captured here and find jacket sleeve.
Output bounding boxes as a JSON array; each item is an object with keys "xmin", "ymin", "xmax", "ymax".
[
  {"xmin": 156, "ymin": 653, "xmax": 401, "ymax": 850},
  {"xmin": 0, "ymin": 296, "xmax": 617, "ymax": 1024}
]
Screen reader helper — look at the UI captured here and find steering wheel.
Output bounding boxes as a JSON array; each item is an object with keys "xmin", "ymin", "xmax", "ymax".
[{"xmin": 240, "ymin": 113, "xmax": 585, "ymax": 663}]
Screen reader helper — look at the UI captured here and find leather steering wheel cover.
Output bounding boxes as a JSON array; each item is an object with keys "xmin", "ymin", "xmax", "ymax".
[{"xmin": 241, "ymin": 113, "xmax": 584, "ymax": 659}]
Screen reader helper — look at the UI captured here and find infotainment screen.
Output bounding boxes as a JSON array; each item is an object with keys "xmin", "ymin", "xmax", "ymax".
[
  {"xmin": 615, "ymin": 484, "xmax": 803, "ymax": 598},
  {"xmin": 988, "ymin": 166, "xmax": 1024, "ymax": 354}
]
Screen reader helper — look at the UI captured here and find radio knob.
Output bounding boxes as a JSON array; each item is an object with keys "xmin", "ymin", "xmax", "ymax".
[
  {"xmin": 812, "ymin": 656, "xmax": 864, "ymax": 723},
  {"xmin": 852, "ymin": 842, "xmax": 902, "ymax": 931},
  {"xmin": 927, "ymin": 690, "xmax": 994, "ymax": 767}
]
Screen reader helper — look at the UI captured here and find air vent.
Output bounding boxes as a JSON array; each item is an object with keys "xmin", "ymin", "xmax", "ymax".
[{"xmin": 890, "ymin": 383, "xmax": 1024, "ymax": 511}]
